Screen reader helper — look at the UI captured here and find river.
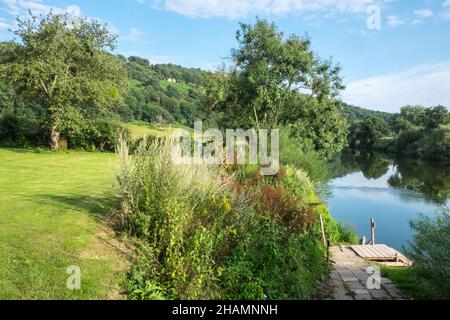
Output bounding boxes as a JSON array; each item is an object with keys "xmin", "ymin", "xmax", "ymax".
[{"xmin": 327, "ymin": 150, "xmax": 450, "ymax": 253}]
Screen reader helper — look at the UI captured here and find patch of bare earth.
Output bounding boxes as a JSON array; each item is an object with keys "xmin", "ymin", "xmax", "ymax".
[{"xmin": 80, "ymin": 225, "xmax": 134, "ymax": 300}]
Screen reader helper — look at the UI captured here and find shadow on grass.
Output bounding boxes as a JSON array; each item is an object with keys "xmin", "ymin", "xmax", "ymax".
[
  {"xmin": 1, "ymin": 147, "xmax": 54, "ymax": 154},
  {"xmin": 29, "ymin": 193, "xmax": 120, "ymax": 221}
]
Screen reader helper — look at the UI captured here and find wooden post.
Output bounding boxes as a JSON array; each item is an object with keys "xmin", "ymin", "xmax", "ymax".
[
  {"xmin": 370, "ymin": 218, "xmax": 375, "ymax": 245},
  {"xmin": 326, "ymin": 239, "xmax": 331, "ymax": 264},
  {"xmin": 319, "ymin": 214, "xmax": 326, "ymax": 246}
]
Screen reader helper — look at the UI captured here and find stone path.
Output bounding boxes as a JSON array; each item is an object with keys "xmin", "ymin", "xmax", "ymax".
[{"xmin": 330, "ymin": 246, "xmax": 405, "ymax": 300}]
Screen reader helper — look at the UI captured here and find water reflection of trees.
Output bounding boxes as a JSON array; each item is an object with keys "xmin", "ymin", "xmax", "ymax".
[
  {"xmin": 389, "ymin": 160, "xmax": 450, "ymax": 204},
  {"xmin": 330, "ymin": 149, "xmax": 392, "ymax": 179},
  {"xmin": 330, "ymin": 149, "xmax": 450, "ymax": 204}
]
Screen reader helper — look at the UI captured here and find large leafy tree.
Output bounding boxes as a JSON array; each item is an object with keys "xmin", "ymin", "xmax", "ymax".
[
  {"xmin": 208, "ymin": 19, "xmax": 348, "ymax": 157},
  {"xmin": 1, "ymin": 12, "xmax": 126, "ymax": 149},
  {"xmin": 348, "ymin": 116, "xmax": 391, "ymax": 149}
]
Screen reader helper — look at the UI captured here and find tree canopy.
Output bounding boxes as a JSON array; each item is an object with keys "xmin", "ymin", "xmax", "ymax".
[
  {"xmin": 208, "ymin": 19, "xmax": 348, "ymax": 158},
  {"xmin": 0, "ymin": 12, "xmax": 127, "ymax": 149}
]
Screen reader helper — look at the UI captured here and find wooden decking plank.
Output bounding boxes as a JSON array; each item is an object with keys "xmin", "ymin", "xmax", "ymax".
[
  {"xmin": 352, "ymin": 245, "xmax": 375, "ymax": 258},
  {"xmin": 351, "ymin": 245, "xmax": 400, "ymax": 259},
  {"xmin": 380, "ymin": 245, "xmax": 398, "ymax": 256},
  {"xmin": 351, "ymin": 246, "xmax": 368, "ymax": 257},
  {"xmin": 372, "ymin": 245, "xmax": 393, "ymax": 258},
  {"xmin": 351, "ymin": 246, "xmax": 367, "ymax": 257},
  {"xmin": 349, "ymin": 244, "xmax": 412, "ymax": 267}
]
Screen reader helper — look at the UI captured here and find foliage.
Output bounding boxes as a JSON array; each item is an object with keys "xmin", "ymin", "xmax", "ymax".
[
  {"xmin": 0, "ymin": 112, "xmax": 45, "ymax": 147},
  {"xmin": 0, "ymin": 12, "xmax": 127, "ymax": 149},
  {"xmin": 348, "ymin": 116, "xmax": 391, "ymax": 149},
  {"xmin": 342, "ymin": 103, "xmax": 393, "ymax": 124},
  {"xmin": 392, "ymin": 105, "xmax": 449, "ymax": 133},
  {"xmin": 123, "ymin": 59, "xmax": 206, "ymax": 126},
  {"xmin": 347, "ymin": 104, "xmax": 450, "ymax": 163},
  {"xmin": 279, "ymin": 127, "xmax": 330, "ymax": 185},
  {"xmin": 207, "ymin": 19, "xmax": 348, "ymax": 158},
  {"xmin": 404, "ymin": 208, "xmax": 450, "ymax": 299},
  {"xmin": 114, "ymin": 137, "xmax": 349, "ymax": 300}
]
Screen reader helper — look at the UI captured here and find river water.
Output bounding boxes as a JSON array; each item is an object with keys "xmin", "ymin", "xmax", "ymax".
[{"xmin": 327, "ymin": 150, "xmax": 450, "ymax": 252}]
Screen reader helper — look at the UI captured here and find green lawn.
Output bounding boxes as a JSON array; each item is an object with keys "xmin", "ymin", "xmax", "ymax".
[{"xmin": 0, "ymin": 148, "xmax": 127, "ymax": 299}]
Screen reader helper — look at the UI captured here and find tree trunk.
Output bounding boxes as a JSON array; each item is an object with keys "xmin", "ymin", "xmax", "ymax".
[{"xmin": 51, "ymin": 125, "xmax": 60, "ymax": 150}]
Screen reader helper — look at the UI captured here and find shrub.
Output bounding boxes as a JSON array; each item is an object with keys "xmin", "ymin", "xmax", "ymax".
[
  {"xmin": 219, "ymin": 215, "xmax": 326, "ymax": 300},
  {"xmin": 89, "ymin": 119, "xmax": 129, "ymax": 151},
  {"xmin": 114, "ymin": 137, "xmax": 341, "ymax": 300},
  {"xmin": 396, "ymin": 129, "xmax": 425, "ymax": 157},
  {"xmin": 279, "ymin": 128, "xmax": 330, "ymax": 184},
  {"xmin": 115, "ymin": 137, "xmax": 231, "ymax": 299},
  {"xmin": 372, "ymin": 136, "xmax": 396, "ymax": 153},
  {"xmin": 61, "ymin": 117, "xmax": 128, "ymax": 151},
  {"xmin": 0, "ymin": 112, "xmax": 45, "ymax": 147},
  {"xmin": 420, "ymin": 125, "xmax": 450, "ymax": 163},
  {"xmin": 405, "ymin": 208, "xmax": 450, "ymax": 299}
]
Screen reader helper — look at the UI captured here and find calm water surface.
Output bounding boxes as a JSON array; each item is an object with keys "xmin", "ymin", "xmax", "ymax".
[{"xmin": 327, "ymin": 151, "xmax": 450, "ymax": 252}]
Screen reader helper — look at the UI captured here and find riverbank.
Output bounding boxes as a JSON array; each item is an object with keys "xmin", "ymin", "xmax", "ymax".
[{"xmin": 327, "ymin": 150, "xmax": 450, "ymax": 252}]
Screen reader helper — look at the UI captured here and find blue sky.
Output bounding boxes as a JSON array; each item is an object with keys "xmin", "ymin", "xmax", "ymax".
[{"xmin": 1, "ymin": 0, "xmax": 450, "ymax": 112}]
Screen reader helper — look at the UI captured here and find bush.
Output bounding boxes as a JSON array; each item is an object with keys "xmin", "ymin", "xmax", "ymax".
[
  {"xmin": 89, "ymin": 119, "xmax": 129, "ymax": 151},
  {"xmin": 279, "ymin": 128, "xmax": 330, "ymax": 186},
  {"xmin": 0, "ymin": 113, "xmax": 45, "ymax": 147},
  {"xmin": 0, "ymin": 111, "xmax": 127, "ymax": 151},
  {"xmin": 405, "ymin": 208, "xmax": 450, "ymax": 299},
  {"xmin": 61, "ymin": 116, "xmax": 129, "ymax": 151},
  {"xmin": 395, "ymin": 129, "xmax": 425, "ymax": 157},
  {"xmin": 372, "ymin": 136, "xmax": 396, "ymax": 153},
  {"xmin": 116, "ymin": 137, "xmax": 230, "ymax": 299},
  {"xmin": 219, "ymin": 216, "xmax": 326, "ymax": 299},
  {"xmin": 114, "ymin": 137, "xmax": 345, "ymax": 300},
  {"xmin": 420, "ymin": 125, "xmax": 450, "ymax": 163}
]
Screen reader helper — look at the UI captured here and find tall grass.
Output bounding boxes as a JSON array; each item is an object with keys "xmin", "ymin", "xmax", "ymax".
[{"xmin": 114, "ymin": 136, "xmax": 349, "ymax": 299}]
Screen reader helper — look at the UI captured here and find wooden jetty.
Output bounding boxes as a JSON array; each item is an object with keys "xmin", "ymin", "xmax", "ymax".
[
  {"xmin": 350, "ymin": 244, "xmax": 412, "ymax": 267},
  {"xmin": 344, "ymin": 218, "xmax": 412, "ymax": 267}
]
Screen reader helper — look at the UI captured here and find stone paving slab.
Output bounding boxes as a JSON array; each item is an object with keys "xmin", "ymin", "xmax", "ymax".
[{"xmin": 330, "ymin": 246, "xmax": 406, "ymax": 300}]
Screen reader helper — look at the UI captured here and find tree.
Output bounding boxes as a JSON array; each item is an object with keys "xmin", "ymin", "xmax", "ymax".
[
  {"xmin": 392, "ymin": 105, "xmax": 427, "ymax": 134},
  {"xmin": 1, "ymin": 12, "xmax": 127, "ymax": 149},
  {"xmin": 348, "ymin": 116, "xmax": 391, "ymax": 149},
  {"xmin": 424, "ymin": 105, "xmax": 449, "ymax": 130},
  {"xmin": 209, "ymin": 19, "xmax": 348, "ymax": 157}
]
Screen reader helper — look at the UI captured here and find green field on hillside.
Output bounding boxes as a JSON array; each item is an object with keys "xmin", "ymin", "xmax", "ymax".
[
  {"xmin": 124, "ymin": 122, "xmax": 193, "ymax": 140},
  {"xmin": 0, "ymin": 149, "xmax": 127, "ymax": 299},
  {"xmin": 159, "ymin": 79, "xmax": 193, "ymax": 94}
]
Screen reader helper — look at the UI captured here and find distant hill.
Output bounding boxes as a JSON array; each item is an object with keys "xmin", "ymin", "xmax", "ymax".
[
  {"xmin": 122, "ymin": 55, "xmax": 396, "ymax": 129},
  {"xmin": 342, "ymin": 103, "xmax": 394, "ymax": 123},
  {"xmin": 121, "ymin": 56, "xmax": 209, "ymax": 126}
]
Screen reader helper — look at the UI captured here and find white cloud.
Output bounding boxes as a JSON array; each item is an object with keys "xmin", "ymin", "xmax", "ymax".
[
  {"xmin": 123, "ymin": 28, "xmax": 143, "ymax": 42},
  {"xmin": 1, "ymin": 1, "xmax": 119, "ymax": 36},
  {"xmin": 1, "ymin": 0, "xmax": 81, "ymax": 17},
  {"xmin": 442, "ymin": 0, "xmax": 450, "ymax": 19},
  {"xmin": 387, "ymin": 15, "xmax": 404, "ymax": 27},
  {"xmin": 343, "ymin": 61, "xmax": 450, "ymax": 112},
  {"xmin": 158, "ymin": 0, "xmax": 377, "ymax": 19},
  {"xmin": 414, "ymin": 9, "xmax": 433, "ymax": 17}
]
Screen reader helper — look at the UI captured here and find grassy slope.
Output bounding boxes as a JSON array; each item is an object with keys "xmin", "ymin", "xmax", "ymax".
[
  {"xmin": 159, "ymin": 79, "xmax": 192, "ymax": 94},
  {"xmin": 124, "ymin": 122, "xmax": 193, "ymax": 140},
  {"xmin": 0, "ymin": 148, "xmax": 127, "ymax": 299}
]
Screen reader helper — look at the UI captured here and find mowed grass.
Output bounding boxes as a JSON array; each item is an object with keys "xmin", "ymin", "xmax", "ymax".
[{"xmin": 0, "ymin": 148, "xmax": 127, "ymax": 299}]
